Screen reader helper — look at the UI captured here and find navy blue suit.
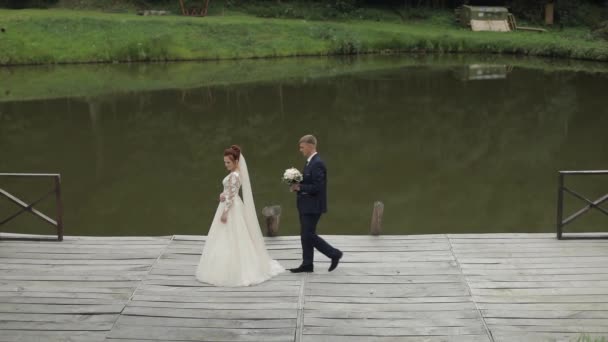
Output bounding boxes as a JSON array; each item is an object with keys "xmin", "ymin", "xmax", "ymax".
[{"xmin": 296, "ymin": 154, "xmax": 340, "ymax": 266}]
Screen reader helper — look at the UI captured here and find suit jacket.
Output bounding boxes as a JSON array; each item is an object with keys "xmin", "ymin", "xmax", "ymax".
[{"xmin": 297, "ymin": 154, "xmax": 328, "ymax": 215}]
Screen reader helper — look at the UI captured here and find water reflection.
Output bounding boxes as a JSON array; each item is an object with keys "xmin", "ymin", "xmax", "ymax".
[{"xmin": 1, "ymin": 56, "xmax": 607, "ymax": 236}]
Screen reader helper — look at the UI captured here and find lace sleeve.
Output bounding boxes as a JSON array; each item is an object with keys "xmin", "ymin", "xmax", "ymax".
[{"xmin": 223, "ymin": 172, "xmax": 240, "ymax": 214}]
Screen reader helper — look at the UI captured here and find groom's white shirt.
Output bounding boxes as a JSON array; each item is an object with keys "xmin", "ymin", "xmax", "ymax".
[{"xmin": 307, "ymin": 152, "xmax": 318, "ymax": 165}]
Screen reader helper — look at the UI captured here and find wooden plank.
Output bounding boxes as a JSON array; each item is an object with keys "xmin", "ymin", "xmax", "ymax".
[
  {"xmin": 301, "ymin": 336, "xmax": 491, "ymax": 342},
  {"xmin": 0, "ymin": 313, "xmax": 116, "ymax": 323},
  {"xmin": 450, "ymin": 238, "xmax": 604, "ymax": 243},
  {"xmin": 482, "ymin": 310, "xmax": 608, "ymax": 319},
  {"xmin": 457, "ymin": 257, "xmax": 608, "ymax": 264},
  {"xmin": 492, "ymin": 332, "xmax": 608, "ymax": 342},
  {"xmin": 134, "ymin": 289, "xmax": 299, "ymax": 298},
  {"xmin": 0, "ymin": 297, "xmax": 126, "ymax": 305},
  {"xmin": 108, "ymin": 325, "xmax": 294, "ymax": 341},
  {"xmin": 150, "ymin": 263, "xmax": 461, "ymax": 275},
  {"xmin": 0, "ymin": 286, "xmax": 134, "ymax": 294},
  {"xmin": 0, "ymin": 320, "xmax": 114, "ymax": 331},
  {"xmin": 122, "ymin": 307, "xmax": 297, "ymax": 319},
  {"xmin": 305, "ymin": 267, "xmax": 462, "ymax": 276},
  {"xmin": 0, "ymin": 304, "xmax": 125, "ymax": 314},
  {"xmin": 0, "ymin": 252, "xmax": 161, "ymax": 260},
  {"xmin": 0, "ymin": 291, "xmax": 131, "ymax": 300},
  {"xmin": 0, "ymin": 280, "xmax": 138, "ymax": 288},
  {"xmin": 490, "ymin": 325, "xmax": 608, "ymax": 333},
  {"xmin": 0, "ymin": 244, "xmax": 168, "ymax": 251},
  {"xmin": 303, "ymin": 326, "xmax": 487, "ymax": 336},
  {"xmin": 326, "ymin": 262, "xmax": 460, "ymax": 269},
  {"xmin": 469, "ymin": 280, "xmax": 608, "ymax": 289},
  {"xmin": 0, "ymin": 241, "xmax": 168, "ymax": 247},
  {"xmin": 465, "ymin": 274, "xmax": 608, "ymax": 282},
  {"xmin": 453, "ymin": 251, "xmax": 608, "ymax": 258},
  {"xmin": 304, "ymin": 309, "xmax": 482, "ymax": 319},
  {"xmin": 165, "ymin": 243, "xmax": 452, "ymax": 250},
  {"xmin": 305, "ymin": 283, "xmax": 469, "ymax": 298},
  {"xmin": 117, "ymin": 315, "xmax": 295, "ymax": 329},
  {"xmin": 138, "ymin": 283, "xmax": 300, "ymax": 292},
  {"xmin": 485, "ymin": 318, "xmax": 608, "ymax": 326},
  {"xmin": 0, "ymin": 330, "xmax": 106, "ymax": 342},
  {"xmin": 479, "ymin": 303, "xmax": 608, "ymax": 311},
  {"xmin": 127, "ymin": 301, "xmax": 298, "ymax": 310},
  {"xmin": 142, "ymin": 278, "xmax": 296, "ymax": 287},
  {"xmin": 448, "ymin": 233, "xmax": 554, "ymax": 239},
  {"xmin": 0, "ymin": 259, "xmax": 154, "ymax": 265},
  {"xmin": 0, "ymin": 275, "xmax": 146, "ymax": 281},
  {"xmin": 473, "ymin": 295, "xmax": 608, "ymax": 303},
  {"xmin": 459, "ymin": 262, "xmax": 608, "ymax": 269},
  {"xmin": 306, "ymin": 275, "xmax": 464, "ymax": 284},
  {"xmin": 144, "ymin": 273, "xmax": 300, "ymax": 281},
  {"xmin": 304, "ymin": 317, "xmax": 485, "ymax": 328},
  {"xmin": 472, "ymin": 288, "xmax": 608, "ymax": 296},
  {"xmin": 132, "ymin": 294, "xmax": 297, "ymax": 303},
  {"xmin": 0, "ymin": 234, "xmax": 170, "ymax": 241},
  {"xmin": 306, "ymin": 296, "xmax": 472, "ymax": 304},
  {"xmin": 304, "ymin": 302, "xmax": 477, "ymax": 312},
  {"xmin": 460, "ymin": 268, "xmax": 608, "ymax": 276}
]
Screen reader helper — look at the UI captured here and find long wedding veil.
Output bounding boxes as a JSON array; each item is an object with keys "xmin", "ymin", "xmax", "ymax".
[{"xmin": 238, "ymin": 154, "xmax": 272, "ymax": 266}]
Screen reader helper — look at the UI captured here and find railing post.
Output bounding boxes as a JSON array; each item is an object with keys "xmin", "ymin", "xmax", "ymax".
[
  {"xmin": 54, "ymin": 176, "xmax": 64, "ymax": 241},
  {"xmin": 556, "ymin": 172, "xmax": 564, "ymax": 240},
  {"xmin": 370, "ymin": 201, "xmax": 384, "ymax": 236},
  {"xmin": 262, "ymin": 205, "xmax": 281, "ymax": 237}
]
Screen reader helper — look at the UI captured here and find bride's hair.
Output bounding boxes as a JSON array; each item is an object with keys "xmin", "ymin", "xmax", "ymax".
[{"xmin": 224, "ymin": 145, "xmax": 241, "ymax": 162}]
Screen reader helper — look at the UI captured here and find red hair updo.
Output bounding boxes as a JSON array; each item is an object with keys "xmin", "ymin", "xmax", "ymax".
[{"xmin": 224, "ymin": 145, "xmax": 241, "ymax": 162}]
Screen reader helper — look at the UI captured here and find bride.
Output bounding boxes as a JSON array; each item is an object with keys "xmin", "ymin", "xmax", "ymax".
[{"xmin": 195, "ymin": 145, "xmax": 284, "ymax": 286}]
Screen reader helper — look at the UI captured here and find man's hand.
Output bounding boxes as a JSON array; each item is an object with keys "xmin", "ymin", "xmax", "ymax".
[{"xmin": 290, "ymin": 184, "xmax": 301, "ymax": 192}]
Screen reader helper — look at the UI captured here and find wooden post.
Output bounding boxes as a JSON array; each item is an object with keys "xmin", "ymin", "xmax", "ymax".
[
  {"xmin": 556, "ymin": 173, "xmax": 564, "ymax": 240},
  {"xmin": 370, "ymin": 201, "xmax": 384, "ymax": 236},
  {"xmin": 54, "ymin": 176, "xmax": 64, "ymax": 242},
  {"xmin": 545, "ymin": 1, "xmax": 554, "ymax": 25},
  {"xmin": 178, "ymin": 0, "xmax": 186, "ymax": 15},
  {"xmin": 262, "ymin": 205, "xmax": 281, "ymax": 237}
]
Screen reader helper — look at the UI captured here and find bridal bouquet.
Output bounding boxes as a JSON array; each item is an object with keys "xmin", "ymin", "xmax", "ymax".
[{"xmin": 282, "ymin": 167, "xmax": 303, "ymax": 186}]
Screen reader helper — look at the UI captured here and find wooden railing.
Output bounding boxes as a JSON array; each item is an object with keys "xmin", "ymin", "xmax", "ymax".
[
  {"xmin": 178, "ymin": 0, "xmax": 210, "ymax": 17},
  {"xmin": 556, "ymin": 170, "xmax": 608, "ymax": 239},
  {"xmin": 0, "ymin": 173, "xmax": 63, "ymax": 241}
]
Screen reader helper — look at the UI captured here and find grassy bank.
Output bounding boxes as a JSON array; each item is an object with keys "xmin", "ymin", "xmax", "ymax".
[{"xmin": 0, "ymin": 9, "xmax": 607, "ymax": 66}]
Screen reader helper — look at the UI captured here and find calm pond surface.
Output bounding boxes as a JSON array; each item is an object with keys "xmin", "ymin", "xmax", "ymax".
[{"xmin": 1, "ymin": 55, "xmax": 607, "ymax": 236}]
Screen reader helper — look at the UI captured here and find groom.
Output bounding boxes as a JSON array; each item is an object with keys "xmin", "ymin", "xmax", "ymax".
[{"xmin": 289, "ymin": 135, "xmax": 343, "ymax": 273}]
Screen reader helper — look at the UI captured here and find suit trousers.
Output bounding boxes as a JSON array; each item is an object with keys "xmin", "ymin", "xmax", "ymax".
[{"xmin": 299, "ymin": 213, "xmax": 339, "ymax": 266}]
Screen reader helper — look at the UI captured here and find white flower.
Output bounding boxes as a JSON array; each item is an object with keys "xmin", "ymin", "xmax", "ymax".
[{"xmin": 282, "ymin": 167, "xmax": 303, "ymax": 185}]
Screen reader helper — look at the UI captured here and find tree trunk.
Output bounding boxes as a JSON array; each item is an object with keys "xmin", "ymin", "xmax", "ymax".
[{"xmin": 545, "ymin": 1, "xmax": 554, "ymax": 25}]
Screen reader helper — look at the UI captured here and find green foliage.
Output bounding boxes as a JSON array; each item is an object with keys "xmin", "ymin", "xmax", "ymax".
[
  {"xmin": 593, "ymin": 20, "xmax": 608, "ymax": 40},
  {"xmin": 508, "ymin": 0, "xmax": 608, "ymax": 27},
  {"xmin": 227, "ymin": 1, "xmax": 365, "ymax": 21},
  {"xmin": 0, "ymin": 0, "xmax": 58, "ymax": 8}
]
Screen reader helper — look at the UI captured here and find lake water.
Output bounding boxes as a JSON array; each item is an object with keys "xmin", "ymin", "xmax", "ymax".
[{"xmin": 1, "ymin": 55, "xmax": 607, "ymax": 236}]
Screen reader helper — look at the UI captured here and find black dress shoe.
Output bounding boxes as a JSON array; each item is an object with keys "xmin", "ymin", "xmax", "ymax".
[
  {"xmin": 289, "ymin": 265, "xmax": 314, "ymax": 273},
  {"xmin": 328, "ymin": 251, "xmax": 343, "ymax": 272}
]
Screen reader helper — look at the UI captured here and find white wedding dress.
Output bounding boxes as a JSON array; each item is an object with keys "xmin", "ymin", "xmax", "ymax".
[{"xmin": 195, "ymin": 155, "xmax": 284, "ymax": 287}]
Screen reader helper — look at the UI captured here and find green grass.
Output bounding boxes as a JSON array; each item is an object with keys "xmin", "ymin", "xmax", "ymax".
[{"xmin": 0, "ymin": 9, "xmax": 607, "ymax": 66}]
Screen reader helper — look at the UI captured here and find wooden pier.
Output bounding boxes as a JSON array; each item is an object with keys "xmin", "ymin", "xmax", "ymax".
[{"xmin": 1, "ymin": 233, "xmax": 608, "ymax": 342}]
